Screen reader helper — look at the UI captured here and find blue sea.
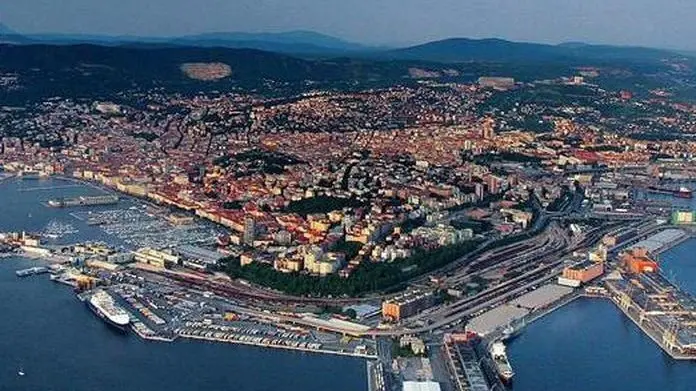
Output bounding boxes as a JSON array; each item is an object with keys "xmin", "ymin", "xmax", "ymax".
[{"xmin": 508, "ymin": 238, "xmax": 696, "ymax": 391}]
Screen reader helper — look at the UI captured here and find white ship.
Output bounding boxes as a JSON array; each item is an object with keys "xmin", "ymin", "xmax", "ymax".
[
  {"xmin": 490, "ymin": 341, "xmax": 514, "ymax": 383},
  {"xmin": 87, "ymin": 290, "xmax": 130, "ymax": 331}
]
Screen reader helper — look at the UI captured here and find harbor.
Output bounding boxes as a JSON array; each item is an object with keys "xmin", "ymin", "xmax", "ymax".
[
  {"xmin": 434, "ymin": 225, "xmax": 696, "ymax": 391},
  {"xmin": 0, "ymin": 257, "xmax": 366, "ymax": 391},
  {"xmin": 4, "ymin": 174, "xmax": 696, "ymax": 390},
  {"xmin": 0, "ymin": 176, "xmax": 378, "ymax": 364}
]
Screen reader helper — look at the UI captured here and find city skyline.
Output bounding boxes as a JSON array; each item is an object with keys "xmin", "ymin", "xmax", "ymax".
[{"xmin": 1, "ymin": 0, "xmax": 695, "ymax": 49}]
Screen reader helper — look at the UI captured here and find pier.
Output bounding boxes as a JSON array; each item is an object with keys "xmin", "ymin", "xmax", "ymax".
[
  {"xmin": 15, "ymin": 266, "xmax": 48, "ymax": 277},
  {"xmin": 605, "ymin": 273, "xmax": 696, "ymax": 360},
  {"xmin": 47, "ymin": 195, "xmax": 119, "ymax": 208},
  {"xmin": 176, "ymin": 327, "xmax": 376, "ymax": 359}
]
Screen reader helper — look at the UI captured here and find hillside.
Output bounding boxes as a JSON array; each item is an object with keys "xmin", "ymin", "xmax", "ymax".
[
  {"xmin": 0, "ymin": 38, "xmax": 688, "ymax": 105},
  {"xmin": 383, "ymin": 37, "xmax": 681, "ymax": 64},
  {"xmin": 0, "ymin": 44, "xmax": 418, "ymax": 103}
]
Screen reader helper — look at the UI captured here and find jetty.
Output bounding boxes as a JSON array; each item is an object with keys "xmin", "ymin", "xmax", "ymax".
[
  {"xmin": 15, "ymin": 266, "xmax": 49, "ymax": 277},
  {"xmin": 47, "ymin": 195, "xmax": 119, "ymax": 208},
  {"xmin": 605, "ymin": 272, "xmax": 696, "ymax": 359}
]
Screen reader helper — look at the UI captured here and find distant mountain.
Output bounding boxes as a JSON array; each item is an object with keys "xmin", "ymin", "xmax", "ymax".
[
  {"xmin": 384, "ymin": 38, "xmax": 562, "ymax": 63},
  {"xmin": 0, "ymin": 22, "xmax": 15, "ymax": 35},
  {"xmin": 171, "ymin": 31, "xmax": 367, "ymax": 52},
  {"xmin": 0, "ymin": 30, "xmax": 371, "ymax": 55},
  {"xmin": 0, "ymin": 22, "xmax": 29, "ymax": 43},
  {"xmin": 383, "ymin": 37, "xmax": 681, "ymax": 64}
]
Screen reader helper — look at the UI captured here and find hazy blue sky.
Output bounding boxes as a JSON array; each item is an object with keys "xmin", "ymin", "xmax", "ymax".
[{"xmin": 0, "ymin": 0, "xmax": 693, "ymax": 48}]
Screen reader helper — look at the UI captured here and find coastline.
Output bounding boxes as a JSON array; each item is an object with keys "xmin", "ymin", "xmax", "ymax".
[{"xmin": 1, "ymin": 177, "xmax": 378, "ymax": 364}]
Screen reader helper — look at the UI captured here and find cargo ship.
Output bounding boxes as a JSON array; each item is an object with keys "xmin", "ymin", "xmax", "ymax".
[
  {"xmin": 87, "ymin": 290, "xmax": 130, "ymax": 331},
  {"xmin": 647, "ymin": 186, "xmax": 693, "ymax": 199},
  {"xmin": 48, "ymin": 195, "xmax": 119, "ymax": 208},
  {"xmin": 490, "ymin": 341, "xmax": 514, "ymax": 384}
]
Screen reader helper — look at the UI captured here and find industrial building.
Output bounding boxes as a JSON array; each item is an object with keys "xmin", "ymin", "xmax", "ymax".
[
  {"xmin": 382, "ymin": 290, "xmax": 436, "ymax": 321},
  {"xmin": 176, "ymin": 245, "xmax": 225, "ymax": 271},
  {"xmin": 403, "ymin": 381, "xmax": 442, "ymax": 391},
  {"xmin": 627, "ymin": 229, "xmax": 687, "ymax": 254},
  {"xmin": 133, "ymin": 248, "xmax": 180, "ymax": 268},
  {"xmin": 621, "ymin": 247, "xmax": 659, "ymax": 274},
  {"xmin": 671, "ymin": 210, "xmax": 695, "ymax": 225},
  {"xmin": 558, "ymin": 260, "xmax": 604, "ymax": 287}
]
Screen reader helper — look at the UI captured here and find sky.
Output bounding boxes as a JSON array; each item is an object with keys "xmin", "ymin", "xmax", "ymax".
[{"xmin": 0, "ymin": 0, "xmax": 694, "ymax": 49}]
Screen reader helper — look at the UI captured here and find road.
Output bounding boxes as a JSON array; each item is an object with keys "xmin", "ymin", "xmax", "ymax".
[{"xmin": 367, "ymin": 219, "xmax": 637, "ymax": 336}]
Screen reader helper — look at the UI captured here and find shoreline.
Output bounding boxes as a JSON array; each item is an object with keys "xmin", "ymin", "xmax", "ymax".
[{"xmin": 0, "ymin": 178, "xmax": 378, "ymax": 363}]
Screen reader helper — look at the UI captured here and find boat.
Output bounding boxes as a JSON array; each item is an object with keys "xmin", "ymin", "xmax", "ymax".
[
  {"xmin": 18, "ymin": 367, "xmax": 25, "ymax": 376},
  {"xmin": 678, "ymin": 187, "xmax": 693, "ymax": 199},
  {"xmin": 490, "ymin": 341, "xmax": 514, "ymax": 384},
  {"xmin": 501, "ymin": 319, "xmax": 525, "ymax": 342},
  {"xmin": 15, "ymin": 267, "xmax": 49, "ymax": 277},
  {"xmin": 646, "ymin": 185, "xmax": 693, "ymax": 199},
  {"xmin": 87, "ymin": 290, "xmax": 130, "ymax": 331},
  {"xmin": 42, "ymin": 220, "xmax": 79, "ymax": 239}
]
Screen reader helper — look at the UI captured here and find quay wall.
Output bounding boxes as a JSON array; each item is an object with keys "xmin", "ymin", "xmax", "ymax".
[
  {"xmin": 601, "ymin": 284, "xmax": 695, "ymax": 360},
  {"xmin": 178, "ymin": 332, "xmax": 376, "ymax": 359}
]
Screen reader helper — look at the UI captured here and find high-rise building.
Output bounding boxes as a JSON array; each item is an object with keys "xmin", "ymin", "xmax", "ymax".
[
  {"xmin": 488, "ymin": 175, "xmax": 501, "ymax": 195},
  {"xmin": 243, "ymin": 217, "xmax": 256, "ymax": 245},
  {"xmin": 481, "ymin": 117, "xmax": 496, "ymax": 139},
  {"xmin": 474, "ymin": 183, "xmax": 485, "ymax": 201}
]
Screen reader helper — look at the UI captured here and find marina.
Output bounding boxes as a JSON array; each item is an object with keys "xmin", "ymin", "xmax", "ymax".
[{"xmin": 70, "ymin": 206, "xmax": 222, "ymax": 250}]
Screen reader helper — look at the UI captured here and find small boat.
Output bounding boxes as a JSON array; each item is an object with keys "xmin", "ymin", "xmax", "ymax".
[
  {"xmin": 501, "ymin": 319, "xmax": 526, "ymax": 342},
  {"xmin": 18, "ymin": 368, "xmax": 25, "ymax": 376}
]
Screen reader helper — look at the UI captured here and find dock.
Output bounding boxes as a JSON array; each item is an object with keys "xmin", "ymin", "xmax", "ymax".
[
  {"xmin": 605, "ymin": 273, "xmax": 696, "ymax": 359},
  {"xmin": 15, "ymin": 266, "xmax": 49, "ymax": 277},
  {"xmin": 443, "ymin": 333, "xmax": 503, "ymax": 391},
  {"xmin": 131, "ymin": 321, "xmax": 177, "ymax": 342},
  {"xmin": 47, "ymin": 195, "xmax": 119, "ymax": 208},
  {"xmin": 177, "ymin": 328, "xmax": 376, "ymax": 359}
]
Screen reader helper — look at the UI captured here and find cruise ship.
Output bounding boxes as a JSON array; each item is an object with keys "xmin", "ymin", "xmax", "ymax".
[
  {"xmin": 490, "ymin": 341, "xmax": 514, "ymax": 384},
  {"xmin": 87, "ymin": 290, "xmax": 130, "ymax": 331}
]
